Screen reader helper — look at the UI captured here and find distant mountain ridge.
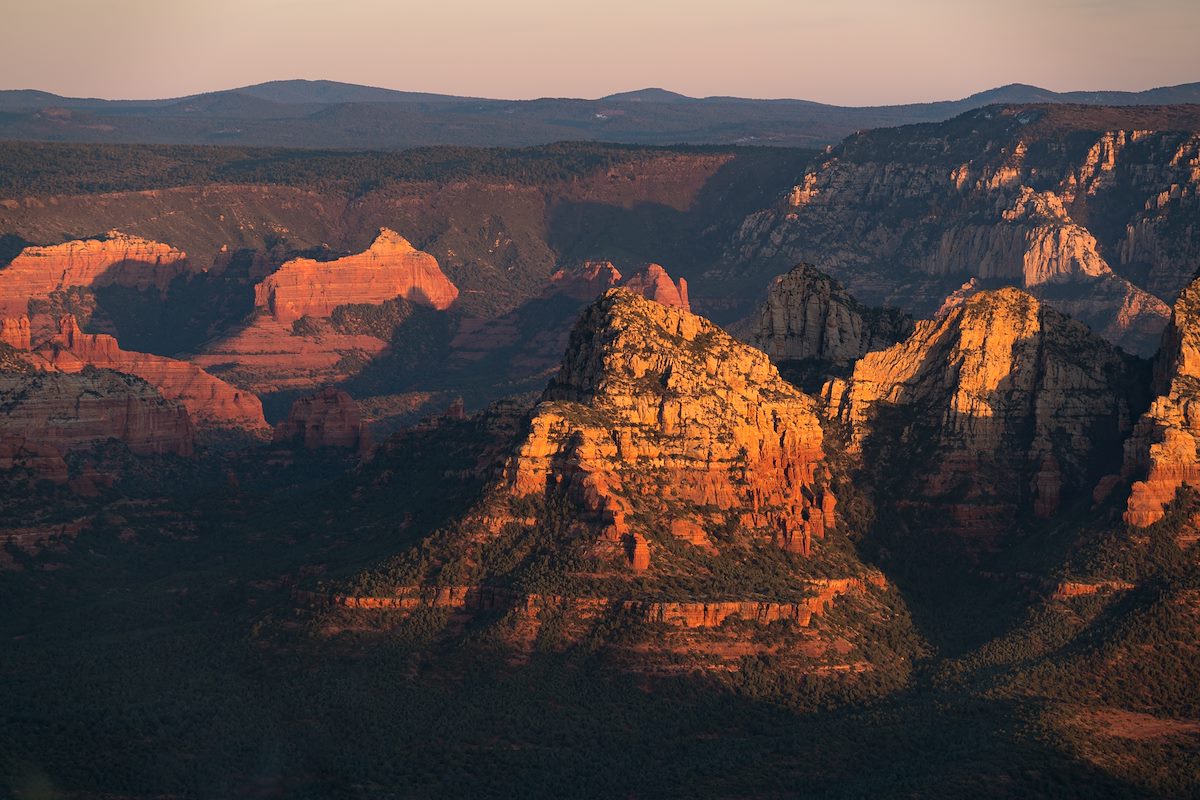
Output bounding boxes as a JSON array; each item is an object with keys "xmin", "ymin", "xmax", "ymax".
[{"xmin": 0, "ymin": 78, "xmax": 1196, "ymax": 149}]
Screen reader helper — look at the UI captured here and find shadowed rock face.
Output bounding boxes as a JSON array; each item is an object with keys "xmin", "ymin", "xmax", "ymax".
[
  {"xmin": 741, "ymin": 263, "xmax": 912, "ymax": 364},
  {"xmin": 36, "ymin": 316, "xmax": 268, "ymax": 432},
  {"xmin": 326, "ymin": 291, "xmax": 915, "ymax": 679},
  {"xmin": 253, "ymin": 228, "xmax": 458, "ymax": 323},
  {"xmin": 504, "ymin": 289, "xmax": 835, "ymax": 559},
  {"xmin": 730, "ymin": 108, "xmax": 1200, "ymax": 355},
  {"xmin": 0, "ymin": 368, "xmax": 194, "ymax": 470},
  {"xmin": 1123, "ymin": 275, "xmax": 1200, "ymax": 526},
  {"xmin": 273, "ymin": 387, "xmax": 370, "ymax": 451},
  {"xmin": 824, "ymin": 287, "xmax": 1147, "ymax": 540},
  {"xmin": 0, "ymin": 230, "xmax": 191, "ymax": 345},
  {"xmin": 0, "ymin": 230, "xmax": 188, "ymax": 318}
]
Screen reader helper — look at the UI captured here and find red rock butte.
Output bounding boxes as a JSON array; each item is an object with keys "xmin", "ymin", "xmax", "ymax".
[
  {"xmin": 274, "ymin": 387, "xmax": 371, "ymax": 452},
  {"xmin": 0, "ymin": 370, "xmax": 194, "ymax": 467},
  {"xmin": 548, "ymin": 261, "xmax": 689, "ymax": 309},
  {"xmin": 0, "ymin": 230, "xmax": 189, "ymax": 318},
  {"xmin": 253, "ymin": 228, "xmax": 458, "ymax": 323},
  {"xmin": 502, "ymin": 289, "xmax": 835, "ymax": 562},
  {"xmin": 1123, "ymin": 272, "xmax": 1200, "ymax": 526},
  {"xmin": 36, "ymin": 315, "xmax": 269, "ymax": 432},
  {"xmin": 620, "ymin": 263, "xmax": 690, "ymax": 311}
]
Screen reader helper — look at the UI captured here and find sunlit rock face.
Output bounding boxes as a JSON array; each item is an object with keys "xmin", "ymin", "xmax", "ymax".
[
  {"xmin": 36, "ymin": 315, "xmax": 268, "ymax": 433},
  {"xmin": 0, "ymin": 230, "xmax": 191, "ymax": 345},
  {"xmin": 730, "ymin": 107, "xmax": 1200, "ymax": 355},
  {"xmin": 253, "ymin": 228, "xmax": 458, "ymax": 323},
  {"xmin": 619, "ymin": 263, "xmax": 690, "ymax": 311},
  {"xmin": 503, "ymin": 289, "xmax": 836, "ymax": 559},
  {"xmin": 0, "ymin": 230, "xmax": 188, "ymax": 317},
  {"xmin": 823, "ymin": 287, "xmax": 1146, "ymax": 540},
  {"xmin": 1123, "ymin": 274, "xmax": 1200, "ymax": 526}
]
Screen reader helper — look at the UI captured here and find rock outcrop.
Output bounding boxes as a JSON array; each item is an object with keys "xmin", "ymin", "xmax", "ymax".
[
  {"xmin": 188, "ymin": 316, "xmax": 390, "ymax": 395},
  {"xmin": 0, "ymin": 369, "xmax": 194, "ymax": 470},
  {"xmin": 503, "ymin": 289, "xmax": 836, "ymax": 557},
  {"xmin": 316, "ymin": 292, "xmax": 921, "ymax": 680},
  {"xmin": 0, "ymin": 316, "xmax": 31, "ymax": 350},
  {"xmin": 548, "ymin": 261, "xmax": 623, "ymax": 301},
  {"xmin": 253, "ymin": 228, "xmax": 458, "ymax": 323},
  {"xmin": 742, "ymin": 263, "xmax": 912, "ymax": 363},
  {"xmin": 824, "ymin": 287, "xmax": 1146, "ymax": 539},
  {"xmin": 729, "ymin": 107, "xmax": 1200, "ymax": 355},
  {"xmin": 0, "ymin": 231, "xmax": 188, "ymax": 318},
  {"xmin": 273, "ymin": 387, "xmax": 370, "ymax": 451},
  {"xmin": 1123, "ymin": 275, "xmax": 1200, "ymax": 526},
  {"xmin": 446, "ymin": 262, "xmax": 692, "ymax": 394},
  {"xmin": 620, "ymin": 263, "xmax": 690, "ymax": 310},
  {"xmin": 36, "ymin": 316, "xmax": 268, "ymax": 432}
]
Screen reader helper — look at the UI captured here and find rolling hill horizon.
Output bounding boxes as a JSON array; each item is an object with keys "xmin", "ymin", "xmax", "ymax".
[{"xmin": 1, "ymin": 78, "xmax": 1197, "ymax": 149}]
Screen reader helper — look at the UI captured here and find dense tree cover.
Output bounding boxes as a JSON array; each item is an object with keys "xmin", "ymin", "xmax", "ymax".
[
  {"xmin": 2, "ymin": 412, "xmax": 1199, "ymax": 798},
  {"xmin": 0, "ymin": 140, "xmax": 749, "ymax": 197}
]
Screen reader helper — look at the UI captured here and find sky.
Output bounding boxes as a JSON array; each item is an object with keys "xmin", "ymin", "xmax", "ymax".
[{"xmin": 3, "ymin": 0, "xmax": 1199, "ymax": 104}]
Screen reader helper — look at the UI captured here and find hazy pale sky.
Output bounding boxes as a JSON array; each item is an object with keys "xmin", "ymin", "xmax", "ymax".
[{"xmin": 4, "ymin": 0, "xmax": 1198, "ymax": 103}]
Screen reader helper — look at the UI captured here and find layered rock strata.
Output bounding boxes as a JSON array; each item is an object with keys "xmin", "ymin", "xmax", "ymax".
[
  {"xmin": 730, "ymin": 108, "xmax": 1200, "ymax": 355},
  {"xmin": 823, "ymin": 287, "xmax": 1145, "ymax": 539},
  {"xmin": 1123, "ymin": 275, "xmax": 1200, "ymax": 526},
  {"xmin": 742, "ymin": 263, "xmax": 912, "ymax": 363},
  {"xmin": 502, "ymin": 289, "xmax": 836, "ymax": 558},
  {"xmin": 0, "ymin": 369, "xmax": 194, "ymax": 470},
  {"xmin": 0, "ymin": 231, "xmax": 188, "ymax": 318},
  {"xmin": 273, "ymin": 387, "xmax": 370, "ymax": 451},
  {"xmin": 253, "ymin": 228, "xmax": 458, "ymax": 323},
  {"xmin": 36, "ymin": 316, "xmax": 268, "ymax": 431}
]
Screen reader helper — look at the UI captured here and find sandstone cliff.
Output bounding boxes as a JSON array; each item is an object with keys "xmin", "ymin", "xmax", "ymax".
[
  {"xmin": 824, "ymin": 287, "xmax": 1146, "ymax": 539},
  {"xmin": 729, "ymin": 107, "xmax": 1200, "ymax": 355},
  {"xmin": 502, "ymin": 289, "xmax": 836, "ymax": 560},
  {"xmin": 0, "ymin": 369, "xmax": 194, "ymax": 476},
  {"xmin": 310, "ymin": 292, "xmax": 923, "ymax": 682},
  {"xmin": 37, "ymin": 316, "xmax": 268, "ymax": 432},
  {"xmin": 253, "ymin": 228, "xmax": 458, "ymax": 323},
  {"xmin": 446, "ymin": 262, "xmax": 693, "ymax": 394},
  {"xmin": 1123, "ymin": 274, "xmax": 1200, "ymax": 525},
  {"xmin": 0, "ymin": 230, "xmax": 188, "ymax": 319},
  {"xmin": 273, "ymin": 387, "xmax": 370, "ymax": 452},
  {"xmin": 620, "ymin": 263, "xmax": 690, "ymax": 310},
  {"xmin": 0, "ymin": 316, "xmax": 31, "ymax": 350},
  {"xmin": 741, "ymin": 263, "xmax": 912, "ymax": 364},
  {"xmin": 188, "ymin": 315, "xmax": 390, "ymax": 396},
  {"xmin": 548, "ymin": 261, "xmax": 623, "ymax": 301}
]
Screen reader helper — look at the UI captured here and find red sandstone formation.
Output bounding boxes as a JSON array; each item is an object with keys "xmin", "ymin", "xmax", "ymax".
[
  {"xmin": 548, "ymin": 261, "xmax": 623, "ymax": 301},
  {"xmin": 503, "ymin": 289, "xmax": 835, "ymax": 558},
  {"xmin": 273, "ymin": 387, "xmax": 370, "ymax": 451},
  {"xmin": 741, "ymin": 263, "xmax": 912, "ymax": 363},
  {"xmin": 1123, "ymin": 274, "xmax": 1200, "ymax": 526},
  {"xmin": 0, "ymin": 433, "xmax": 69, "ymax": 484},
  {"xmin": 253, "ymin": 228, "xmax": 458, "ymax": 323},
  {"xmin": 824, "ymin": 288, "xmax": 1144, "ymax": 539},
  {"xmin": 36, "ymin": 316, "xmax": 268, "ymax": 432},
  {"xmin": 329, "ymin": 576, "xmax": 879, "ymax": 630},
  {"xmin": 620, "ymin": 263, "xmax": 690, "ymax": 310},
  {"xmin": 188, "ymin": 316, "xmax": 388, "ymax": 395},
  {"xmin": 732, "ymin": 117, "xmax": 1193, "ymax": 355},
  {"xmin": 0, "ymin": 370, "xmax": 194, "ymax": 480},
  {"xmin": 1052, "ymin": 580, "xmax": 1136, "ymax": 600},
  {"xmin": 0, "ymin": 231, "xmax": 188, "ymax": 319},
  {"xmin": 0, "ymin": 316, "xmax": 31, "ymax": 350}
]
